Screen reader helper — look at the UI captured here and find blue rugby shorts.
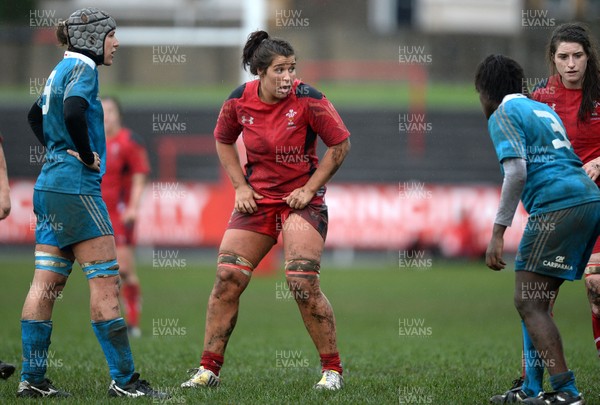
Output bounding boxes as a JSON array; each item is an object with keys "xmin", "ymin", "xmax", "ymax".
[
  {"xmin": 515, "ymin": 201, "xmax": 600, "ymax": 280},
  {"xmin": 33, "ymin": 189, "xmax": 114, "ymax": 249}
]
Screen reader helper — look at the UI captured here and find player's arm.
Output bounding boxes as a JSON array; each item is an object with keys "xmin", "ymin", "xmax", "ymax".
[
  {"xmin": 284, "ymin": 91, "xmax": 351, "ymax": 209},
  {"xmin": 486, "ymin": 157, "xmax": 527, "ymax": 271},
  {"xmin": 122, "ymin": 173, "xmax": 147, "ymax": 224},
  {"xmin": 63, "ymin": 96, "xmax": 99, "ymax": 171},
  {"xmin": 283, "ymin": 138, "xmax": 350, "ymax": 210},
  {"xmin": 123, "ymin": 136, "xmax": 150, "ymax": 223},
  {"xmin": 0, "ymin": 139, "xmax": 11, "ymax": 220},
  {"xmin": 214, "ymin": 95, "xmax": 261, "ymax": 214},
  {"xmin": 216, "ymin": 140, "xmax": 262, "ymax": 214},
  {"xmin": 27, "ymin": 102, "xmax": 46, "ymax": 147}
]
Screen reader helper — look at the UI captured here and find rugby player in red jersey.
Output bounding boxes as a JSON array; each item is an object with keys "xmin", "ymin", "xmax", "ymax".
[
  {"xmin": 101, "ymin": 96, "xmax": 150, "ymax": 338},
  {"xmin": 491, "ymin": 22, "xmax": 600, "ymax": 405},
  {"xmin": 181, "ymin": 30, "xmax": 350, "ymax": 391}
]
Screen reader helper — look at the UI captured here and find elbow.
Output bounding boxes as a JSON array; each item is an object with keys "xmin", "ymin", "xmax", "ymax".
[
  {"xmin": 63, "ymin": 108, "xmax": 81, "ymax": 128},
  {"xmin": 63, "ymin": 96, "xmax": 88, "ymax": 130},
  {"xmin": 335, "ymin": 138, "xmax": 351, "ymax": 159},
  {"xmin": 516, "ymin": 167, "xmax": 527, "ymax": 188},
  {"xmin": 341, "ymin": 138, "xmax": 351, "ymax": 161},
  {"xmin": 327, "ymin": 138, "xmax": 350, "ymax": 170},
  {"xmin": 517, "ymin": 177, "xmax": 527, "ymax": 194}
]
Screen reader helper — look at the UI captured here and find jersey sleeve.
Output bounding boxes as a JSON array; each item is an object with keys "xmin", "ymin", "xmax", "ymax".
[
  {"xmin": 63, "ymin": 63, "xmax": 96, "ymax": 104},
  {"xmin": 125, "ymin": 132, "xmax": 151, "ymax": 175},
  {"xmin": 488, "ymin": 103, "xmax": 526, "ymax": 163},
  {"xmin": 214, "ymin": 99, "xmax": 243, "ymax": 145},
  {"xmin": 306, "ymin": 94, "xmax": 350, "ymax": 147},
  {"xmin": 214, "ymin": 83, "xmax": 247, "ymax": 145}
]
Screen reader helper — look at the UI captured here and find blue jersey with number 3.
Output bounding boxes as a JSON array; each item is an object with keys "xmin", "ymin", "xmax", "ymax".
[
  {"xmin": 489, "ymin": 94, "xmax": 600, "ymax": 215},
  {"xmin": 34, "ymin": 51, "xmax": 105, "ymax": 196}
]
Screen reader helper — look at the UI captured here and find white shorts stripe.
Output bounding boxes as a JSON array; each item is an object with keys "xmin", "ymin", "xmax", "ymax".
[
  {"xmin": 524, "ymin": 211, "xmax": 555, "ymax": 270},
  {"xmin": 79, "ymin": 195, "xmax": 111, "ymax": 235},
  {"xmin": 86, "ymin": 196, "xmax": 111, "ymax": 235}
]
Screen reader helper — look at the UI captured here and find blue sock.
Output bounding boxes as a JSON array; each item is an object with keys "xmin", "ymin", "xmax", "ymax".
[
  {"xmin": 549, "ymin": 370, "xmax": 579, "ymax": 397},
  {"xmin": 521, "ymin": 320, "xmax": 544, "ymax": 396},
  {"xmin": 21, "ymin": 320, "xmax": 52, "ymax": 384},
  {"xmin": 91, "ymin": 317, "xmax": 134, "ymax": 386}
]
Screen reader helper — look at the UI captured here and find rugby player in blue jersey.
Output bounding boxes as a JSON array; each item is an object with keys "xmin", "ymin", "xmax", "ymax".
[
  {"xmin": 475, "ymin": 54, "xmax": 600, "ymax": 405},
  {"xmin": 19, "ymin": 8, "xmax": 167, "ymax": 399}
]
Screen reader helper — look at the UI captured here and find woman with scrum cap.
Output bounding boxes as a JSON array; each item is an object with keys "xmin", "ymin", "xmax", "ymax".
[{"xmin": 20, "ymin": 8, "xmax": 166, "ymax": 399}]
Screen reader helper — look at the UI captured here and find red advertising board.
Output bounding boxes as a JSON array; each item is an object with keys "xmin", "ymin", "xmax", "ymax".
[{"xmin": 0, "ymin": 180, "xmax": 525, "ymax": 256}]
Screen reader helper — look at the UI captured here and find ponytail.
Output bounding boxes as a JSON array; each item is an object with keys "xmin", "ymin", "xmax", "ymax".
[{"xmin": 241, "ymin": 30, "xmax": 295, "ymax": 75}]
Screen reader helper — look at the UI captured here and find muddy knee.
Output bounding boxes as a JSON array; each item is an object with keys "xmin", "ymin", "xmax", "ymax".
[
  {"xmin": 213, "ymin": 252, "xmax": 254, "ymax": 298},
  {"xmin": 285, "ymin": 258, "xmax": 320, "ymax": 303}
]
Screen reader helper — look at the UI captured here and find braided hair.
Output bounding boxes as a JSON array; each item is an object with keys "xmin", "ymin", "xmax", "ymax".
[{"xmin": 475, "ymin": 54, "xmax": 525, "ymax": 103}]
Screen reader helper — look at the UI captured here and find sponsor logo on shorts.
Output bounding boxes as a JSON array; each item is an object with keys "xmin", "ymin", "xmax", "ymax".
[{"xmin": 542, "ymin": 255, "xmax": 573, "ymax": 271}]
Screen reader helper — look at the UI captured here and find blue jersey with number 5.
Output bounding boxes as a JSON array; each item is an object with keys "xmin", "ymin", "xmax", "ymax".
[
  {"xmin": 34, "ymin": 51, "xmax": 105, "ymax": 196},
  {"xmin": 489, "ymin": 93, "xmax": 600, "ymax": 215}
]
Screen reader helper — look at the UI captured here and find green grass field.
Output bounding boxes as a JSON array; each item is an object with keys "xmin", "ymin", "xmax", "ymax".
[
  {"xmin": 0, "ymin": 82, "xmax": 481, "ymax": 110},
  {"xmin": 0, "ymin": 256, "xmax": 598, "ymax": 404}
]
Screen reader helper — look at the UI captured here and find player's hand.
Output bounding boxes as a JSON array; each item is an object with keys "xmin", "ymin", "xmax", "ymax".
[
  {"xmin": 283, "ymin": 187, "xmax": 314, "ymax": 210},
  {"xmin": 121, "ymin": 206, "xmax": 137, "ymax": 225},
  {"xmin": 486, "ymin": 235, "xmax": 506, "ymax": 271},
  {"xmin": 67, "ymin": 149, "xmax": 101, "ymax": 172},
  {"xmin": 234, "ymin": 184, "xmax": 263, "ymax": 214},
  {"xmin": 0, "ymin": 189, "xmax": 10, "ymax": 220},
  {"xmin": 583, "ymin": 159, "xmax": 600, "ymax": 182}
]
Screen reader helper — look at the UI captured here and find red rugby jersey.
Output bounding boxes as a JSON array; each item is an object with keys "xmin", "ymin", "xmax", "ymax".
[
  {"xmin": 102, "ymin": 128, "xmax": 150, "ymax": 212},
  {"xmin": 532, "ymin": 74, "xmax": 600, "ymax": 172},
  {"xmin": 214, "ymin": 79, "xmax": 350, "ymax": 200}
]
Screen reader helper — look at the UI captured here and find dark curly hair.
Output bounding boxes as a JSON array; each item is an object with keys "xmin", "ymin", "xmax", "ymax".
[{"xmin": 474, "ymin": 54, "xmax": 525, "ymax": 103}]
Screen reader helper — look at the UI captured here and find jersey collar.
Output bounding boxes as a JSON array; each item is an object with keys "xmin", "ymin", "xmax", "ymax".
[
  {"xmin": 500, "ymin": 93, "xmax": 526, "ymax": 106},
  {"xmin": 64, "ymin": 51, "xmax": 96, "ymax": 70}
]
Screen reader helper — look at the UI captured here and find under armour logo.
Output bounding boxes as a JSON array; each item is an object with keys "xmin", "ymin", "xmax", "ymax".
[{"xmin": 241, "ymin": 115, "xmax": 254, "ymax": 125}]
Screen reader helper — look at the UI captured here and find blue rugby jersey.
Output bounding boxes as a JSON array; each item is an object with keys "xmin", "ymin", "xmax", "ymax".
[
  {"xmin": 488, "ymin": 94, "xmax": 600, "ymax": 215},
  {"xmin": 34, "ymin": 51, "xmax": 105, "ymax": 196}
]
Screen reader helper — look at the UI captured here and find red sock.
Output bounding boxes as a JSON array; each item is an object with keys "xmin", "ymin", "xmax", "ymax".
[
  {"xmin": 592, "ymin": 313, "xmax": 600, "ymax": 358},
  {"xmin": 122, "ymin": 284, "xmax": 141, "ymax": 327},
  {"xmin": 201, "ymin": 351, "xmax": 224, "ymax": 376},
  {"xmin": 320, "ymin": 352, "xmax": 342, "ymax": 375}
]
